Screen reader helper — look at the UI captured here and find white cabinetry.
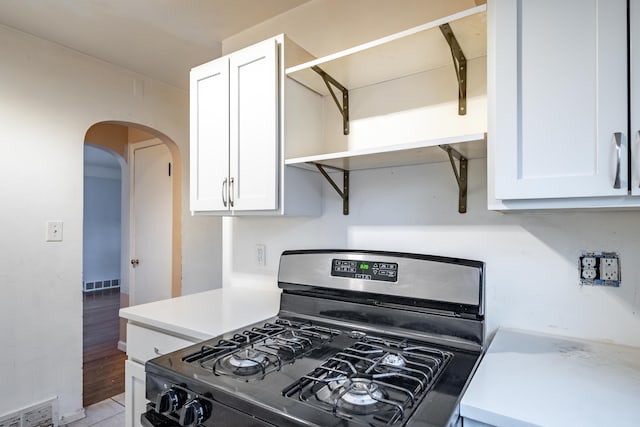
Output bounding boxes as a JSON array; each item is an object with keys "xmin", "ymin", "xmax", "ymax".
[
  {"xmin": 632, "ymin": 0, "xmax": 640, "ymax": 195},
  {"xmin": 190, "ymin": 35, "xmax": 321, "ymax": 215},
  {"xmin": 285, "ymin": 6, "xmax": 487, "ymax": 214},
  {"xmin": 124, "ymin": 323, "xmax": 198, "ymax": 427},
  {"xmin": 124, "ymin": 360, "xmax": 145, "ymax": 427},
  {"xmin": 489, "ymin": 0, "xmax": 638, "ymax": 209}
]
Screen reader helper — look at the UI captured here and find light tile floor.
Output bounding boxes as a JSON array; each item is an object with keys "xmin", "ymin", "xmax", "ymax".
[{"xmin": 63, "ymin": 393, "xmax": 125, "ymax": 427}]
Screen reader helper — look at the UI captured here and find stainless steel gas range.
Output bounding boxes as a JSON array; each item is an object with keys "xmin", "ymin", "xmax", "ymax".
[{"xmin": 141, "ymin": 249, "xmax": 485, "ymax": 427}]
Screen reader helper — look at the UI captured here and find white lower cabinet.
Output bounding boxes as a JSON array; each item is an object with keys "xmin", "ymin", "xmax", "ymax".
[
  {"xmin": 124, "ymin": 323, "xmax": 198, "ymax": 427},
  {"xmin": 124, "ymin": 360, "xmax": 146, "ymax": 427}
]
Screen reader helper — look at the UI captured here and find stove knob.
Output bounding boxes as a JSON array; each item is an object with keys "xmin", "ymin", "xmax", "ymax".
[
  {"xmin": 156, "ymin": 388, "xmax": 185, "ymax": 414},
  {"xmin": 179, "ymin": 399, "xmax": 209, "ymax": 427}
]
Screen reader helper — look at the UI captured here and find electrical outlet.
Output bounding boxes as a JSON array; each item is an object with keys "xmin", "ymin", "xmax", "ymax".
[
  {"xmin": 255, "ymin": 244, "xmax": 266, "ymax": 266},
  {"xmin": 581, "ymin": 257, "xmax": 596, "ymax": 268},
  {"xmin": 581, "ymin": 268, "xmax": 597, "ymax": 280},
  {"xmin": 579, "ymin": 252, "xmax": 620, "ymax": 287},
  {"xmin": 601, "ymin": 257, "xmax": 619, "ymax": 281}
]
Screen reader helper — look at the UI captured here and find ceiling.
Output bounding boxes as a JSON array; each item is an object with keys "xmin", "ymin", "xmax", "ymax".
[{"xmin": 0, "ymin": 0, "xmax": 311, "ymax": 89}]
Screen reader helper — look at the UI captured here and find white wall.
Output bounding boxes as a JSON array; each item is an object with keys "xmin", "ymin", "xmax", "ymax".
[
  {"xmin": 224, "ymin": 161, "xmax": 640, "ymax": 347},
  {"xmin": 0, "ymin": 24, "xmax": 222, "ymax": 421},
  {"xmin": 221, "ymin": 0, "xmax": 640, "ymax": 349},
  {"xmin": 83, "ymin": 175, "xmax": 121, "ymax": 283}
]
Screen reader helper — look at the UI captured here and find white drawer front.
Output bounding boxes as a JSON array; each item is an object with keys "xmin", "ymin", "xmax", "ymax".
[{"xmin": 127, "ymin": 324, "xmax": 196, "ymax": 363}]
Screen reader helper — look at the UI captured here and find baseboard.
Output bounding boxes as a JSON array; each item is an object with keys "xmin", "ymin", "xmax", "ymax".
[
  {"xmin": 83, "ymin": 278, "xmax": 120, "ymax": 292},
  {"xmin": 117, "ymin": 340, "xmax": 127, "ymax": 353},
  {"xmin": 59, "ymin": 407, "xmax": 85, "ymax": 425}
]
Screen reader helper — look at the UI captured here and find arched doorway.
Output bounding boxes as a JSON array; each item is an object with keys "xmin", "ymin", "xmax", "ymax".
[{"xmin": 82, "ymin": 121, "xmax": 182, "ymax": 406}]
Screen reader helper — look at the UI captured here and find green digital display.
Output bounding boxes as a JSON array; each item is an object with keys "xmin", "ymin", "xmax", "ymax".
[{"xmin": 359, "ymin": 263, "xmax": 369, "ymax": 270}]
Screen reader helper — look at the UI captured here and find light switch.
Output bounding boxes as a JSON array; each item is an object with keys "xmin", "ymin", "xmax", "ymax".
[{"xmin": 47, "ymin": 221, "xmax": 63, "ymax": 242}]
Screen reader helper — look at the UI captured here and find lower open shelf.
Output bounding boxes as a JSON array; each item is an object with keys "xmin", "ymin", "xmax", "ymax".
[
  {"xmin": 285, "ymin": 133, "xmax": 486, "ymax": 215},
  {"xmin": 284, "ymin": 133, "xmax": 486, "ymax": 171}
]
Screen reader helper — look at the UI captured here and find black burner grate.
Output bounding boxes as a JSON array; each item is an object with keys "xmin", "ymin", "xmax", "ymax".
[
  {"xmin": 181, "ymin": 319, "xmax": 341, "ymax": 381},
  {"xmin": 282, "ymin": 335, "xmax": 453, "ymax": 425}
]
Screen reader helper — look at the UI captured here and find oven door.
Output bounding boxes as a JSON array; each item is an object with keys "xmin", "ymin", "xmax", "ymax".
[
  {"xmin": 141, "ymin": 404, "xmax": 278, "ymax": 427},
  {"xmin": 141, "ymin": 408, "xmax": 180, "ymax": 427}
]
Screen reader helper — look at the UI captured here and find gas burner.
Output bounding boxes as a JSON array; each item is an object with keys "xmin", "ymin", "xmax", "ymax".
[
  {"xmin": 228, "ymin": 349, "xmax": 269, "ymax": 369},
  {"xmin": 275, "ymin": 330, "xmax": 313, "ymax": 348},
  {"xmin": 216, "ymin": 348, "xmax": 276, "ymax": 378},
  {"xmin": 339, "ymin": 378, "xmax": 385, "ymax": 407},
  {"xmin": 313, "ymin": 377, "xmax": 390, "ymax": 416},
  {"xmin": 379, "ymin": 353, "xmax": 406, "ymax": 368}
]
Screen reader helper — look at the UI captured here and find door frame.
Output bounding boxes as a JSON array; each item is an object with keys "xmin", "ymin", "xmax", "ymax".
[{"xmin": 84, "ymin": 121, "xmax": 183, "ymax": 303}]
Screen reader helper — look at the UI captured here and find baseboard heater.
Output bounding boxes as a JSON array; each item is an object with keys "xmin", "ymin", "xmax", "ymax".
[
  {"xmin": 0, "ymin": 396, "xmax": 59, "ymax": 427},
  {"xmin": 83, "ymin": 278, "xmax": 120, "ymax": 292}
]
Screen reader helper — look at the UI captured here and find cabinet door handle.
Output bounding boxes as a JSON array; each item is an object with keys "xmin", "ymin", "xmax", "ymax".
[
  {"xmin": 222, "ymin": 178, "xmax": 228, "ymax": 207},
  {"xmin": 614, "ymin": 132, "xmax": 622, "ymax": 189},
  {"xmin": 637, "ymin": 131, "xmax": 640, "ymax": 188},
  {"xmin": 153, "ymin": 347, "xmax": 164, "ymax": 355},
  {"xmin": 229, "ymin": 177, "xmax": 235, "ymax": 208}
]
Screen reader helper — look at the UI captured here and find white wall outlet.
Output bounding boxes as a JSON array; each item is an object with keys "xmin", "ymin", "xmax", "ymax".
[
  {"xmin": 581, "ymin": 257, "xmax": 596, "ymax": 268},
  {"xmin": 581, "ymin": 268, "xmax": 597, "ymax": 280},
  {"xmin": 579, "ymin": 252, "xmax": 620, "ymax": 286},
  {"xmin": 255, "ymin": 244, "xmax": 266, "ymax": 266},
  {"xmin": 601, "ymin": 257, "xmax": 619, "ymax": 281},
  {"xmin": 46, "ymin": 221, "xmax": 63, "ymax": 242}
]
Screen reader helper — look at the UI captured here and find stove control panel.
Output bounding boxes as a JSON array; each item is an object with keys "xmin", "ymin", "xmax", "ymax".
[
  {"xmin": 331, "ymin": 259, "xmax": 398, "ymax": 282},
  {"xmin": 149, "ymin": 383, "xmax": 212, "ymax": 427}
]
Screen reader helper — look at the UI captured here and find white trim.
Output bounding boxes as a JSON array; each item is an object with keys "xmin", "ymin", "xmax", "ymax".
[{"xmin": 59, "ymin": 408, "xmax": 85, "ymax": 425}]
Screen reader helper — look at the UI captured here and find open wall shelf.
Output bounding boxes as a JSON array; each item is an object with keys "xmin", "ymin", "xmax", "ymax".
[
  {"xmin": 285, "ymin": 133, "xmax": 486, "ymax": 171},
  {"xmin": 283, "ymin": 5, "xmax": 487, "ymax": 215},
  {"xmin": 286, "ymin": 6, "xmax": 486, "ymax": 96}
]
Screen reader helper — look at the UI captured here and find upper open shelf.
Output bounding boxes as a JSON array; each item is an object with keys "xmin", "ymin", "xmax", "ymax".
[{"xmin": 285, "ymin": 5, "xmax": 487, "ymax": 96}]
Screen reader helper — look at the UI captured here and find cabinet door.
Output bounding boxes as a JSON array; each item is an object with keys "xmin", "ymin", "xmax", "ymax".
[
  {"xmin": 190, "ymin": 57, "xmax": 230, "ymax": 212},
  {"xmin": 229, "ymin": 38, "xmax": 279, "ymax": 211},
  {"xmin": 491, "ymin": 0, "xmax": 628, "ymax": 200},
  {"xmin": 124, "ymin": 360, "xmax": 146, "ymax": 427}
]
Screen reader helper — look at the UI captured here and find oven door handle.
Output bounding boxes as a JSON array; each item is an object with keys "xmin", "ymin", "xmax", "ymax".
[{"xmin": 141, "ymin": 410, "xmax": 180, "ymax": 427}]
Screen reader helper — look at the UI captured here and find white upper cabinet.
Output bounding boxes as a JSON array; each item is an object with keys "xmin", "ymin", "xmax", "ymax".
[
  {"xmin": 190, "ymin": 36, "xmax": 321, "ymax": 216},
  {"xmin": 490, "ymin": 0, "xmax": 628, "ymax": 206},
  {"xmin": 632, "ymin": 0, "xmax": 640, "ymax": 196}
]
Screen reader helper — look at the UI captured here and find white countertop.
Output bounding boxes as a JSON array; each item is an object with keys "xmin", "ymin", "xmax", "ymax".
[
  {"xmin": 119, "ymin": 287, "xmax": 281, "ymax": 341},
  {"xmin": 460, "ymin": 328, "xmax": 640, "ymax": 427}
]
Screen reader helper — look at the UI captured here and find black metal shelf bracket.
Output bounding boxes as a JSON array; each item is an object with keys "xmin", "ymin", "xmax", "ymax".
[
  {"xmin": 314, "ymin": 163, "xmax": 349, "ymax": 215},
  {"xmin": 439, "ymin": 23, "xmax": 467, "ymax": 116},
  {"xmin": 439, "ymin": 144, "xmax": 468, "ymax": 214},
  {"xmin": 311, "ymin": 65, "xmax": 350, "ymax": 134}
]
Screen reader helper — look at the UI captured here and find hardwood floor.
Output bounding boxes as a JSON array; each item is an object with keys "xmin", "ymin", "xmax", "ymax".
[{"xmin": 83, "ymin": 288, "xmax": 126, "ymax": 407}]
